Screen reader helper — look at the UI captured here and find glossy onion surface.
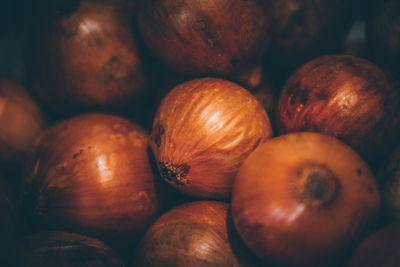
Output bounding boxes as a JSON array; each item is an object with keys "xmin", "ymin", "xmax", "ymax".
[
  {"xmin": 22, "ymin": 113, "xmax": 163, "ymax": 241},
  {"xmin": 136, "ymin": 0, "xmax": 272, "ymax": 76},
  {"xmin": 150, "ymin": 78, "xmax": 273, "ymax": 199},
  {"xmin": 15, "ymin": 231, "xmax": 125, "ymax": 267},
  {"xmin": 0, "ymin": 76, "xmax": 46, "ymax": 170},
  {"xmin": 25, "ymin": 0, "xmax": 148, "ymax": 113},
  {"xmin": 348, "ymin": 224, "xmax": 400, "ymax": 267},
  {"xmin": 135, "ymin": 201, "xmax": 261, "ymax": 267},
  {"xmin": 277, "ymin": 54, "xmax": 400, "ymax": 165},
  {"xmin": 232, "ymin": 132, "xmax": 380, "ymax": 266}
]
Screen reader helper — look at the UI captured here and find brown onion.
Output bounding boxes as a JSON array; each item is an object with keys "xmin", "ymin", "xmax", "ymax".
[
  {"xmin": 136, "ymin": 0, "xmax": 272, "ymax": 77},
  {"xmin": 150, "ymin": 78, "xmax": 273, "ymax": 199},
  {"xmin": 24, "ymin": 0, "xmax": 149, "ymax": 114},
  {"xmin": 0, "ymin": 76, "xmax": 46, "ymax": 180},
  {"xmin": 232, "ymin": 132, "xmax": 380, "ymax": 266},
  {"xmin": 276, "ymin": 54, "xmax": 400, "ymax": 166},
  {"xmin": 15, "ymin": 231, "xmax": 125, "ymax": 267},
  {"xmin": 348, "ymin": 224, "xmax": 400, "ymax": 267},
  {"xmin": 134, "ymin": 201, "xmax": 262, "ymax": 267},
  {"xmin": 21, "ymin": 113, "xmax": 168, "ymax": 242}
]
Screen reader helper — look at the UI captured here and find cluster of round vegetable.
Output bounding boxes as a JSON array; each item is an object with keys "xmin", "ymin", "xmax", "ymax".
[{"xmin": 0, "ymin": 0, "xmax": 399, "ymax": 266}]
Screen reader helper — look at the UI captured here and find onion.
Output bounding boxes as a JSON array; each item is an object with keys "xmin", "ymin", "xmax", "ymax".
[
  {"xmin": 348, "ymin": 224, "xmax": 400, "ymax": 267},
  {"xmin": 0, "ymin": 76, "xmax": 46, "ymax": 182},
  {"xmin": 15, "ymin": 231, "xmax": 125, "ymax": 267},
  {"xmin": 150, "ymin": 77, "xmax": 273, "ymax": 199},
  {"xmin": 21, "ymin": 113, "xmax": 169, "ymax": 242},
  {"xmin": 24, "ymin": 0, "xmax": 149, "ymax": 114},
  {"xmin": 135, "ymin": 0, "xmax": 272, "ymax": 76},
  {"xmin": 232, "ymin": 132, "xmax": 380, "ymax": 266},
  {"xmin": 134, "ymin": 201, "xmax": 262, "ymax": 267},
  {"xmin": 276, "ymin": 54, "xmax": 400, "ymax": 167},
  {"xmin": 265, "ymin": 0, "xmax": 356, "ymax": 72}
]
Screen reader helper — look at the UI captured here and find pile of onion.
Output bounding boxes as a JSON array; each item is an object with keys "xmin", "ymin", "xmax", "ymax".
[
  {"xmin": 21, "ymin": 113, "xmax": 168, "ymax": 242},
  {"xmin": 232, "ymin": 132, "xmax": 380, "ymax": 266},
  {"xmin": 276, "ymin": 54, "xmax": 400, "ymax": 166},
  {"xmin": 150, "ymin": 77, "xmax": 273, "ymax": 199},
  {"xmin": 134, "ymin": 201, "xmax": 262, "ymax": 267}
]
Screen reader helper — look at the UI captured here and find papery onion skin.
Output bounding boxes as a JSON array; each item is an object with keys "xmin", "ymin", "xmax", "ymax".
[
  {"xmin": 348, "ymin": 224, "xmax": 400, "ymax": 267},
  {"xmin": 21, "ymin": 113, "xmax": 165, "ymax": 242},
  {"xmin": 25, "ymin": 0, "xmax": 148, "ymax": 114},
  {"xmin": 276, "ymin": 54, "xmax": 400, "ymax": 166},
  {"xmin": 134, "ymin": 201, "xmax": 262, "ymax": 267},
  {"xmin": 232, "ymin": 132, "xmax": 380, "ymax": 267},
  {"xmin": 15, "ymin": 231, "xmax": 125, "ymax": 267},
  {"xmin": 136, "ymin": 0, "xmax": 272, "ymax": 77},
  {"xmin": 150, "ymin": 77, "xmax": 273, "ymax": 199}
]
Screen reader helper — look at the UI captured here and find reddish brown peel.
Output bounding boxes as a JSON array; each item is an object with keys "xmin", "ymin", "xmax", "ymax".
[
  {"xmin": 277, "ymin": 54, "xmax": 400, "ymax": 166},
  {"xmin": 232, "ymin": 132, "xmax": 380, "ymax": 266},
  {"xmin": 150, "ymin": 77, "xmax": 273, "ymax": 199},
  {"xmin": 136, "ymin": 0, "xmax": 272, "ymax": 76}
]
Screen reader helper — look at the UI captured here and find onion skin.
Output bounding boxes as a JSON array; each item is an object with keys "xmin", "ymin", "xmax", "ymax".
[
  {"xmin": 277, "ymin": 54, "xmax": 400, "ymax": 166},
  {"xmin": 150, "ymin": 78, "xmax": 273, "ymax": 199},
  {"xmin": 15, "ymin": 231, "xmax": 125, "ymax": 267},
  {"xmin": 348, "ymin": 224, "xmax": 400, "ymax": 267},
  {"xmin": 135, "ymin": 201, "xmax": 262, "ymax": 267},
  {"xmin": 232, "ymin": 132, "xmax": 380, "ymax": 266},
  {"xmin": 136, "ymin": 0, "xmax": 272, "ymax": 76},
  {"xmin": 22, "ymin": 113, "xmax": 165, "ymax": 242},
  {"xmin": 0, "ymin": 76, "xmax": 46, "ymax": 178},
  {"xmin": 25, "ymin": 0, "xmax": 148, "ymax": 114}
]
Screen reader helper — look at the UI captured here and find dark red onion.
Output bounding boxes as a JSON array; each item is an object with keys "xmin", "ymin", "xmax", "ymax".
[{"xmin": 276, "ymin": 54, "xmax": 400, "ymax": 166}]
